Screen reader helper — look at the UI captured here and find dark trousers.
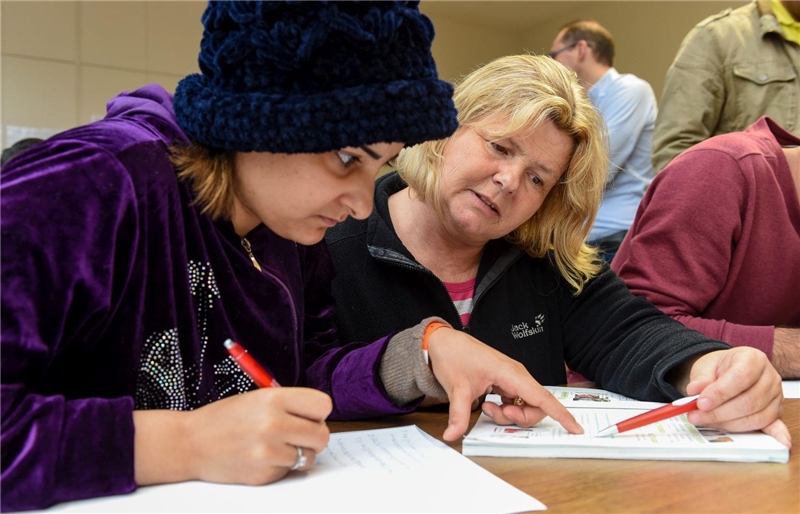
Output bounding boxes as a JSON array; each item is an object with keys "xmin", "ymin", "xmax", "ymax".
[{"xmin": 589, "ymin": 230, "xmax": 628, "ymax": 265}]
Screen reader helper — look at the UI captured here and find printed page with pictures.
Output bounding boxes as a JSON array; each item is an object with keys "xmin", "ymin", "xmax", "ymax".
[
  {"xmin": 463, "ymin": 389, "xmax": 789, "ymax": 464},
  {"xmin": 543, "ymin": 385, "xmax": 661, "ymax": 406}
]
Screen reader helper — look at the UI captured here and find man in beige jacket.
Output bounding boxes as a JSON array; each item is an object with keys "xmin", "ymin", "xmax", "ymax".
[{"xmin": 652, "ymin": 0, "xmax": 800, "ymax": 173}]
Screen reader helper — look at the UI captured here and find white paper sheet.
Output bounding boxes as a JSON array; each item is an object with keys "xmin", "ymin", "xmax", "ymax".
[
  {"xmin": 783, "ymin": 380, "xmax": 800, "ymax": 399},
  {"xmin": 48, "ymin": 425, "xmax": 544, "ymax": 513}
]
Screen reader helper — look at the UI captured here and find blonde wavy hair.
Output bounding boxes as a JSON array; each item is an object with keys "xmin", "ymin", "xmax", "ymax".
[{"xmin": 397, "ymin": 54, "xmax": 608, "ymax": 293}]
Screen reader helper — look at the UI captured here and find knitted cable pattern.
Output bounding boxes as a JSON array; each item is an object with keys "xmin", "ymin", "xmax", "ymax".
[{"xmin": 174, "ymin": 1, "xmax": 457, "ymax": 153}]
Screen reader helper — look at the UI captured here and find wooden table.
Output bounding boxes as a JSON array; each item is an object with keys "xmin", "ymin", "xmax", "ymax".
[{"xmin": 329, "ymin": 399, "xmax": 799, "ymax": 513}]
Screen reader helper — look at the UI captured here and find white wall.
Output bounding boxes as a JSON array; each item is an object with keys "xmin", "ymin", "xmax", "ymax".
[
  {"xmin": 422, "ymin": 14, "xmax": 524, "ymax": 84},
  {"xmin": 1, "ymin": 1, "xmax": 205, "ymax": 148}
]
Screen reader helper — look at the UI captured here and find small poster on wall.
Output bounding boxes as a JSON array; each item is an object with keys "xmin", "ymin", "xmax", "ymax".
[{"xmin": 3, "ymin": 125, "xmax": 62, "ymax": 149}]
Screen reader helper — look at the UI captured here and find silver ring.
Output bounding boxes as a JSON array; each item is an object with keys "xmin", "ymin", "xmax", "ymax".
[{"xmin": 290, "ymin": 446, "xmax": 307, "ymax": 471}]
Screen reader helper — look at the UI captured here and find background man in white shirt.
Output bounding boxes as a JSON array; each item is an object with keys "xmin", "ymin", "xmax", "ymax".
[{"xmin": 550, "ymin": 19, "xmax": 657, "ymax": 263}]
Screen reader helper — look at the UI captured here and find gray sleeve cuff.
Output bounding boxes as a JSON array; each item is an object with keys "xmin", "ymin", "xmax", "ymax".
[{"xmin": 379, "ymin": 317, "xmax": 449, "ymax": 405}]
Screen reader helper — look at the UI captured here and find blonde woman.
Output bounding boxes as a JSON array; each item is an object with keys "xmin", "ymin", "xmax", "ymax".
[{"xmin": 327, "ymin": 54, "xmax": 789, "ymax": 444}]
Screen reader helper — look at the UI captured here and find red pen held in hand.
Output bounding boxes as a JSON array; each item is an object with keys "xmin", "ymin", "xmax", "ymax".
[
  {"xmin": 596, "ymin": 394, "xmax": 700, "ymax": 437},
  {"xmin": 224, "ymin": 339, "xmax": 281, "ymax": 388}
]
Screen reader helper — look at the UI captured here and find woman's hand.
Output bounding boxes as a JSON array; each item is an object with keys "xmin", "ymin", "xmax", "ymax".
[
  {"xmin": 683, "ymin": 347, "xmax": 791, "ymax": 448},
  {"xmin": 426, "ymin": 327, "xmax": 583, "ymax": 441},
  {"xmin": 133, "ymin": 387, "xmax": 332, "ymax": 486}
]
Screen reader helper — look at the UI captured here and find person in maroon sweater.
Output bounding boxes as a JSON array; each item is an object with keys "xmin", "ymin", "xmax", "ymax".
[{"xmin": 612, "ymin": 116, "xmax": 800, "ymax": 378}]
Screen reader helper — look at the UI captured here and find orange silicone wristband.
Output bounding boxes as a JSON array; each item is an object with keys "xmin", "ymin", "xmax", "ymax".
[{"xmin": 422, "ymin": 321, "xmax": 449, "ymax": 350}]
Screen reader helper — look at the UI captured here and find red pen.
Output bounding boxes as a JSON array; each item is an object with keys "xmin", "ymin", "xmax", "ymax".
[
  {"xmin": 224, "ymin": 339, "xmax": 281, "ymax": 388},
  {"xmin": 596, "ymin": 394, "xmax": 700, "ymax": 437}
]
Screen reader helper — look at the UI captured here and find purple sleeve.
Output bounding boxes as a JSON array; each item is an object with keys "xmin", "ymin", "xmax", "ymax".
[
  {"xmin": 1, "ymin": 141, "xmax": 138, "ymax": 510},
  {"xmin": 299, "ymin": 242, "xmax": 417, "ymax": 420}
]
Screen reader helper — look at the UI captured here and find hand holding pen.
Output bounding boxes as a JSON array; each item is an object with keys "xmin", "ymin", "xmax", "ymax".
[
  {"xmin": 223, "ymin": 338, "xmax": 333, "ymax": 472},
  {"xmin": 595, "ymin": 347, "xmax": 792, "ymax": 448},
  {"xmin": 636, "ymin": 348, "xmax": 791, "ymax": 448},
  {"xmin": 592, "ymin": 344, "xmax": 796, "ymax": 447}
]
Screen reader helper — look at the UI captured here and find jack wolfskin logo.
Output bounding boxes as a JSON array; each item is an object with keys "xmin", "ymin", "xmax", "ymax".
[{"xmin": 511, "ymin": 315, "xmax": 545, "ymax": 339}]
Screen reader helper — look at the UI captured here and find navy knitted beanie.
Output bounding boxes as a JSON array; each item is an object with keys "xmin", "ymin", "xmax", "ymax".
[{"xmin": 174, "ymin": 1, "xmax": 457, "ymax": 153}]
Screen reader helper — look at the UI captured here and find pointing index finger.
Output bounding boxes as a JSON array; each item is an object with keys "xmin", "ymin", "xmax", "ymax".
[{"xmin": 519, "ymin": 387, "xmax": 583, "ymax": 434}]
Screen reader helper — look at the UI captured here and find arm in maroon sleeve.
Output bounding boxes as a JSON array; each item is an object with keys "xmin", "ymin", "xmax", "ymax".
[{"xmin": 612, "ymin": 150, "xmax": 775, "ymax": 357}]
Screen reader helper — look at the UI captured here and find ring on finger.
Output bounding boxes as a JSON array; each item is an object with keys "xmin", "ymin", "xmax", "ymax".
[
  {"xmin": 290, "ymin": 446, "xmax": 307, "ymax": 471},
  {"xmin": 513, "ymin": 396, "xmax": 525, "ymax": 406}
]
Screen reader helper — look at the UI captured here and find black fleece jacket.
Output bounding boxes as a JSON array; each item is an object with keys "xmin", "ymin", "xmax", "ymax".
[{"xmin": 326, "ymin": 172, "xmax": 730, "ymax": 401}]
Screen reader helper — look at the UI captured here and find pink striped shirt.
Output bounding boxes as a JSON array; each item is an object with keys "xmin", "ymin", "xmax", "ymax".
[{"xmin": 443, "ymin": 277, "xmax": 476, "ymax": 327}]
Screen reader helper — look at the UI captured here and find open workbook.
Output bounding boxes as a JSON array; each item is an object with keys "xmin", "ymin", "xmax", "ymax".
[{"xmin": 462, "ymin": 387, "xmax": 789, "ymax": 463}]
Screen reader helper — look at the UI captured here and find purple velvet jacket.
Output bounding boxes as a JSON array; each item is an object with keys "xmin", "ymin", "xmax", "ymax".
[{"xmin": 0, "ymin": 85, "xmax": 410, "ymax": 511}]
